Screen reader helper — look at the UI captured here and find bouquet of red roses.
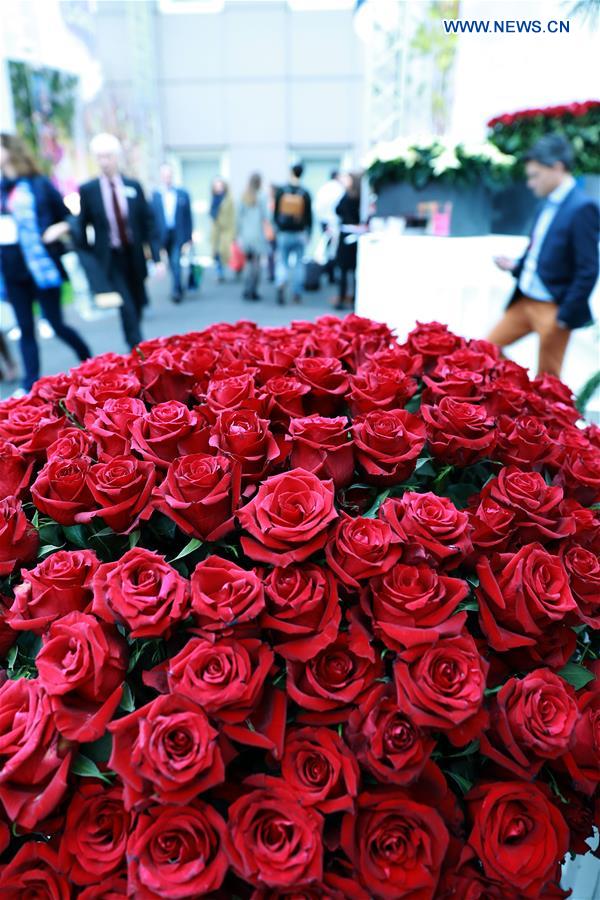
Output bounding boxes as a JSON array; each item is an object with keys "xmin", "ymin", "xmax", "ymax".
[{"xmin": 0, "ymin": 315, "xmax": 599, "ymax": 899}]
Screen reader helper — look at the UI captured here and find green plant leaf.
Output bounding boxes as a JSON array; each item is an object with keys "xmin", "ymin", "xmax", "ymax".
[
  {"xmin": 446, "ymin": 770, "xmax": 473, "ymax": 794},
  {"xmin": 169, "ymin": 538, "xmax": 203, "ymax": 563},
  {"xmin": 119, "ymin": 682, "xmax": 135, "ymax": 712},
  {"xmin": 558, "ymin": 662, "xmax": 596, "ymax": 690},
  {"xmin": 363, "ymin": 490, "xmax": 391, "ymax": 519},
  {"xmin": 62, "ymin": 525, "xmax": 88, "ymax": 548},
  {"xmin": 71, "ymin": 754, "xmax": 114, "ymax": 785},
  {"xmin": 128, "ymin": 529, "xmax": 141, "ymax": 549}
]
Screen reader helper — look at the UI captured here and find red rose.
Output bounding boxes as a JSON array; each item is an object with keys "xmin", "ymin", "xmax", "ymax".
[
  {"xmin": 379, "ymin": 491, "xmax": 472, "ymax": 570},
  {"xmin": 84, "ymin": 397, "xmax": 146, "ymax": 458},
  {"xmin": 281, "ymin": 726, "xmax": 359, "ymax": 813},
  {"xmin": 363, "ymin": 562, "xmax": 469, "ymax": 650},
  {"xmin": 468, "ymin": 497, "xmax": 515, "ymax": 554},
  {"xmin": 348, "ymin": 364, "xmax": 417, "ymax": 415},
  {"xmin": 138, "ymin": 347, "xmax": 195, "ymax": 404},
  {"xmin": 406, "ymin": 320, "xmax": 464, "ymax": 363},
  {"xmin": 58, "ymin": 782, "xmax": 129, "ymax": 886},
  {"xmin": 209, "ymin": 409, "xmax": 282, "ymax": 484},
  {"xmin": 238, "ymin": 469, "xmax": 337, "ymax": 566},
  {"xmin": 346, "ymin": 683, "xmax": 436, "ymax": 785},
  {"xmin": 36, "ymin": 611, "xmax": 127, "ymax": 741},
  {"xmin": 204, "ymin": 372, "xmax": 263, "ymax": 415},
  {"xmin": 0, "ymin": 438, "xmax": 33, "ymax": 497},
  {"xmin": 476, "ymin": 543, "xmax": 577, "ymax": 652},
  {"xmin": 154, "ymin": 452, "xmax": 240, "ymax": 541},
  {"xmin": 480, "ymin": 668, "xmax": 578, "ymax": 779},
  {"xmin": 340, "ymin": 789, "xmax": 449, "ymax": 900},
  {"xmin": 46, "ymin": 426, "xmax": 96, "ymax": 463},
  {"xmin": 167, "ymin": 635, "xmax": 271, "ymax": 717},
  {"xmin": 226, "ymin": 778, "xmax": 323, "ymax": 888},
  {"xmin": 0, "ymin": 398, "xmax": 65, "ymax": 453},
  {"xmin": 564, "ymin": 682, "xmax": 600, "ymax": 794},
  {"xmin": 422, "ymin": 366, "xmax": 485, "ymax": 403},
  {"xmin": 127, "ymin": 802, "xmax": 228, "ymax": 898},
  {"xmin": 79, "ymin": 875, "xmax": 128, "ymax": 899},
  {"xmin": 295, "ymin": 356, "xmax": 349, "ymax": 414},
  {"xmin": 495, "ymin": 414, "xmax": 555, "ymax": 468},
  {"xmin": 478, "ymin": 467, "xmax": 575, "ymax": 546},
  {"xmin": 190, "ymin": 554, "xmax": 264, "ymax": 632},
  {"xmin": 394, "ymin": 633, "xmax": 488, "ymax": 746},
  {"xmin": 260, "ymin": 374, "xmax": 311, "ymax": 424},
  {"xmin": 288, "ymin": 415, "xmax": 354, "ymax": 488},
  {"xmin": 0, "ymin": 495, "xmax": 39, "ymax": 576},
  {"xmin": 0, "ymin": 678, "xmax": 72, "ymax": 828},
  {"xmin": 287, "ymin": 613, "xmax": 382, "ymax": 723},
  {"xmin": 325, "ymin": 514, "xmax": 403, "ymax": 588},
  {"xmin": 129, "ymin": 400, "xmax": 208, "ymax": 466},
  {"xmin": 261, "ymin": 564, "xmax": 340, "ymax": 661},
  {"xmin": 75, "ymin": 454, "xmax": 156, "ymax": 533},
  {"xmin": 109, "ymin": 693, "xmax": 224, "ymax": 808},
  {"xmin": 65, "ymin": 371, "xmax": 141, "ymax": 421},
  {"xmin": 0, "ymin": 843, "xmax": 71, "ymax": 897},
  {"xmin": 8, "ymin": 549, "xmax": 99, "ymax": 633},
  {"xmin": 352, "ymin": 408, "xmax": 426, "ymax": 485},
  {"xmin": 92, "ymin": 548, "xmax": 189, "ymax": 638},
  {"xmin": 31, "ymin": 457, "xmax": 95, "ymax": 525},
  {"xmin": 465, "ymin": 782, "xmax": 569, "ymax": 898},
  {"xmin": 421, "ymin": 398, "xmax": 496, "ymax": 466},
  {"xmin": 562, "ymin": 543, "xmax": 600, "ymax": 626},
  {"xmin": 558, "ymin": 447, "xmax": 600, "ymax": 505}
]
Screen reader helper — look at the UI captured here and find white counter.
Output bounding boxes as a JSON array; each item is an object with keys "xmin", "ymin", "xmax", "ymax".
[{"xmin": 356, "ymin": 232, "xmax": 600, "ymax": 396}]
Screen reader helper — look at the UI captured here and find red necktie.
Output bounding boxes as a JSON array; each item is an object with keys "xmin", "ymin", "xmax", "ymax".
[{"xmin": 110, "ymin": 179, "xmax": 129, "ymax": 247}]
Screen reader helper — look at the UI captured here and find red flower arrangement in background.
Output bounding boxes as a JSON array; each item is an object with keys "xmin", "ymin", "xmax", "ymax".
[
  {"xmin": 487, "ymin": 99, "xmax": 600, "ymax": 173},
  {"xmin": 0, "ymin": 314, "xmax": 599, "ymax": 897}
]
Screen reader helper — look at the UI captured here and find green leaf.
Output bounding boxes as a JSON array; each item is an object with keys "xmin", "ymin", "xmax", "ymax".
[
  {"xmin": 71, "ymin": 754, "xmax": 114, "ymax": 785},
  {"xmin": 63, "ymin": 524, "xmax": 88, "ymax": 548},
  {"xmin": 446, "ymin": 770, "xmax": 473, "ymax": 794},
  {"xmin": 404, "ymin": 391, "xmax": 422, "ymax": 413},
  {"xmin": 6, "ymin": 644, "xmax": 18, "ymax": 669},
  {"xmin": 128, "ymin": 529, "xmax": 141, "ymax": 550},
  {"xmin": 458, "ymin": 599, "xmax": 479, "ymax": 612},
  {"xmin": 119, "ymin": 682, "xmax": 135, "ymax": 713},
  {"xmin": 558, "ymin": 662, "xmax": 596, "ymax": 690},
  {"xmin": 169, "ymin": 537, "xmax": 203, "ymax": 563},
  {"xmin": 82, "ymin": 732, "xmax": 113, "ymax": 764},
  {"xmin": 38, "ymin": 543, "xmax": 65, "ymax": 558},
  {"xmin": 363, "ymin": 490, "xmax": 391, "ymax": 519},
  {"xmin": 415, "ymin": 457, "xmax": 436, "ymax": 478}
]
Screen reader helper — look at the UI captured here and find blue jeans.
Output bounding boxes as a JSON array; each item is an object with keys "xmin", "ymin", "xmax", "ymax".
[
  {"xmin": 164, "ymin": 229, "xmax": 183, "ymax": 298},
  {"xmin": 276, "ymin": 232, "xmax": 307, "ymax": 296}
]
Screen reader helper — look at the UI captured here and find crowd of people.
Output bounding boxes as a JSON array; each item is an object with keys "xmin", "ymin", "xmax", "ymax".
[
  {"xmin": 0, "ymin": 131, "xmax": 364, "ymax": 393},
  {"xmin": 0, "ymin": 129, "xmax": 597, "ymax": 394}
]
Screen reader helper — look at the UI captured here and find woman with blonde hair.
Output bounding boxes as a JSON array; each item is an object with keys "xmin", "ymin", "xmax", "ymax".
[
  {"xmin": 237, "ymin": 173, "xmax": 269, "ymax": 301},
  {"xmin": 210, "ymin": 177, "xmax": 235, "ymax": 283},
  {"xmin": 0, "ymin": 133, "xmax": 91, "ymax": 391}
]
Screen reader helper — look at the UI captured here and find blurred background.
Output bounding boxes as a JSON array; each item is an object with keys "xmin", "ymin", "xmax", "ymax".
[{"xmin": 0, "ymin": 0, "xmax": 598, "ymax": 408}]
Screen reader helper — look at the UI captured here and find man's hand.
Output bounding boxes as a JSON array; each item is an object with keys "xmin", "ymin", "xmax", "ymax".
[
  {"xmin": 493, "ymin": 255, "xmax": 516, "ymax": 272},
  {"xmin": 153, "ymin": 261, "xmax": 166, "ymax": 278},
  {"xmin": 42, "ymin": 222, "xmax": 70, "ymax": 244},
  {"xmin": 181, "ymin": 242, "xmax": 191, "ymax": 254}
]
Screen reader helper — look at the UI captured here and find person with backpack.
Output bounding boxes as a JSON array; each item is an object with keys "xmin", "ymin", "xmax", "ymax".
[{"xmin": 274, "ymin": 162, "xmax": 312, "ymax": 305}]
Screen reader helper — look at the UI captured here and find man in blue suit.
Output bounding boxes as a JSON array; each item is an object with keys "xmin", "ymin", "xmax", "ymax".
[
  {"xmin": 490, "ymin": 135, "xmax": 599, "ymax": 377},
  {"xmin": 151, "ymin": 164, "xmax": 193, "ymax": 304}
]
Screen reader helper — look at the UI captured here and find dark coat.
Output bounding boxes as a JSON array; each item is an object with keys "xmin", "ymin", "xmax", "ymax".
[
  {"xmin": 0, "ymin": 175, "xmax": 69, "ymax": 283},
  {"xmin": 510, "ymin": 186, "xmax": 599, "ymax": 329},
  {"xmin": 335, "ymin": 193, "xmax": 360, "ymax": 271},
  {"xmin": 151, "ymin": 188, "xmax": 193, "ymax": 248},
  {"xmin": 74, "ymin": 177, "xmax": 160, "ymax": 291}
]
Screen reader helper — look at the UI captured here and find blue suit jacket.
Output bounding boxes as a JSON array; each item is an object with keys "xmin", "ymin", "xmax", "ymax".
[
  {"xmin": 510, "ymin": 186, "xmax": 599, "ymax": 329},
  {"xmin": 151, "ymin": 188, "xmax": 193, "ymax": 248}
]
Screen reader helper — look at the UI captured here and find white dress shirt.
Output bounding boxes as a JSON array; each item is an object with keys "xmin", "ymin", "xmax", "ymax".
[
  {"xmin": 518, "ymin": 175, "xmax": 576, "ymax": 301},
  {"xmin": 161, "ymin": 187, "xmax": 177, "ymax": 230}
]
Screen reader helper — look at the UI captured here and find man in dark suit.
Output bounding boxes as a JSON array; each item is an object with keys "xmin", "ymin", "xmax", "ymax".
[
  {"xmin": 75, "ymin": 133, "xmax": 162, "ymax": 349},
  {"xmin": 151, "ymin": 163, "xmax": 193, "ymax": 304},
  {"xmin": 489, "ymin": 135, "xmax": 599, "ymax": 378}
]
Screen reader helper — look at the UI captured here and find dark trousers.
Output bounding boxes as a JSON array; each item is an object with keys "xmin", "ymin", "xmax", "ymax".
[
  {"xmin": 109, "ymin": 248, "xmax": 144, "ymax": 349},
  {"xmin": 339, "ymin": 265, "xmax": 355, "ymax": 302},
  {"xmin": 6, "ymin": 277, "xmax": 91, "ymax": 391},
  {"xmin": 243, "ymin": 251, "xmax": 261, "ymax": 296},
  {"xmin": 164, "ymin": 229, "xmax": 183, "ymax": 298}
]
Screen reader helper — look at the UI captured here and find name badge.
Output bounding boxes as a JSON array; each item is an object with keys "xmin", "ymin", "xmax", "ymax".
[
  {"xmin": 124, "ymin": 186, "xmax": 137, "ymax": 199},
  {"xmin": 0, "ymin": 214, "xmax": 18, "ymax": 245}
]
